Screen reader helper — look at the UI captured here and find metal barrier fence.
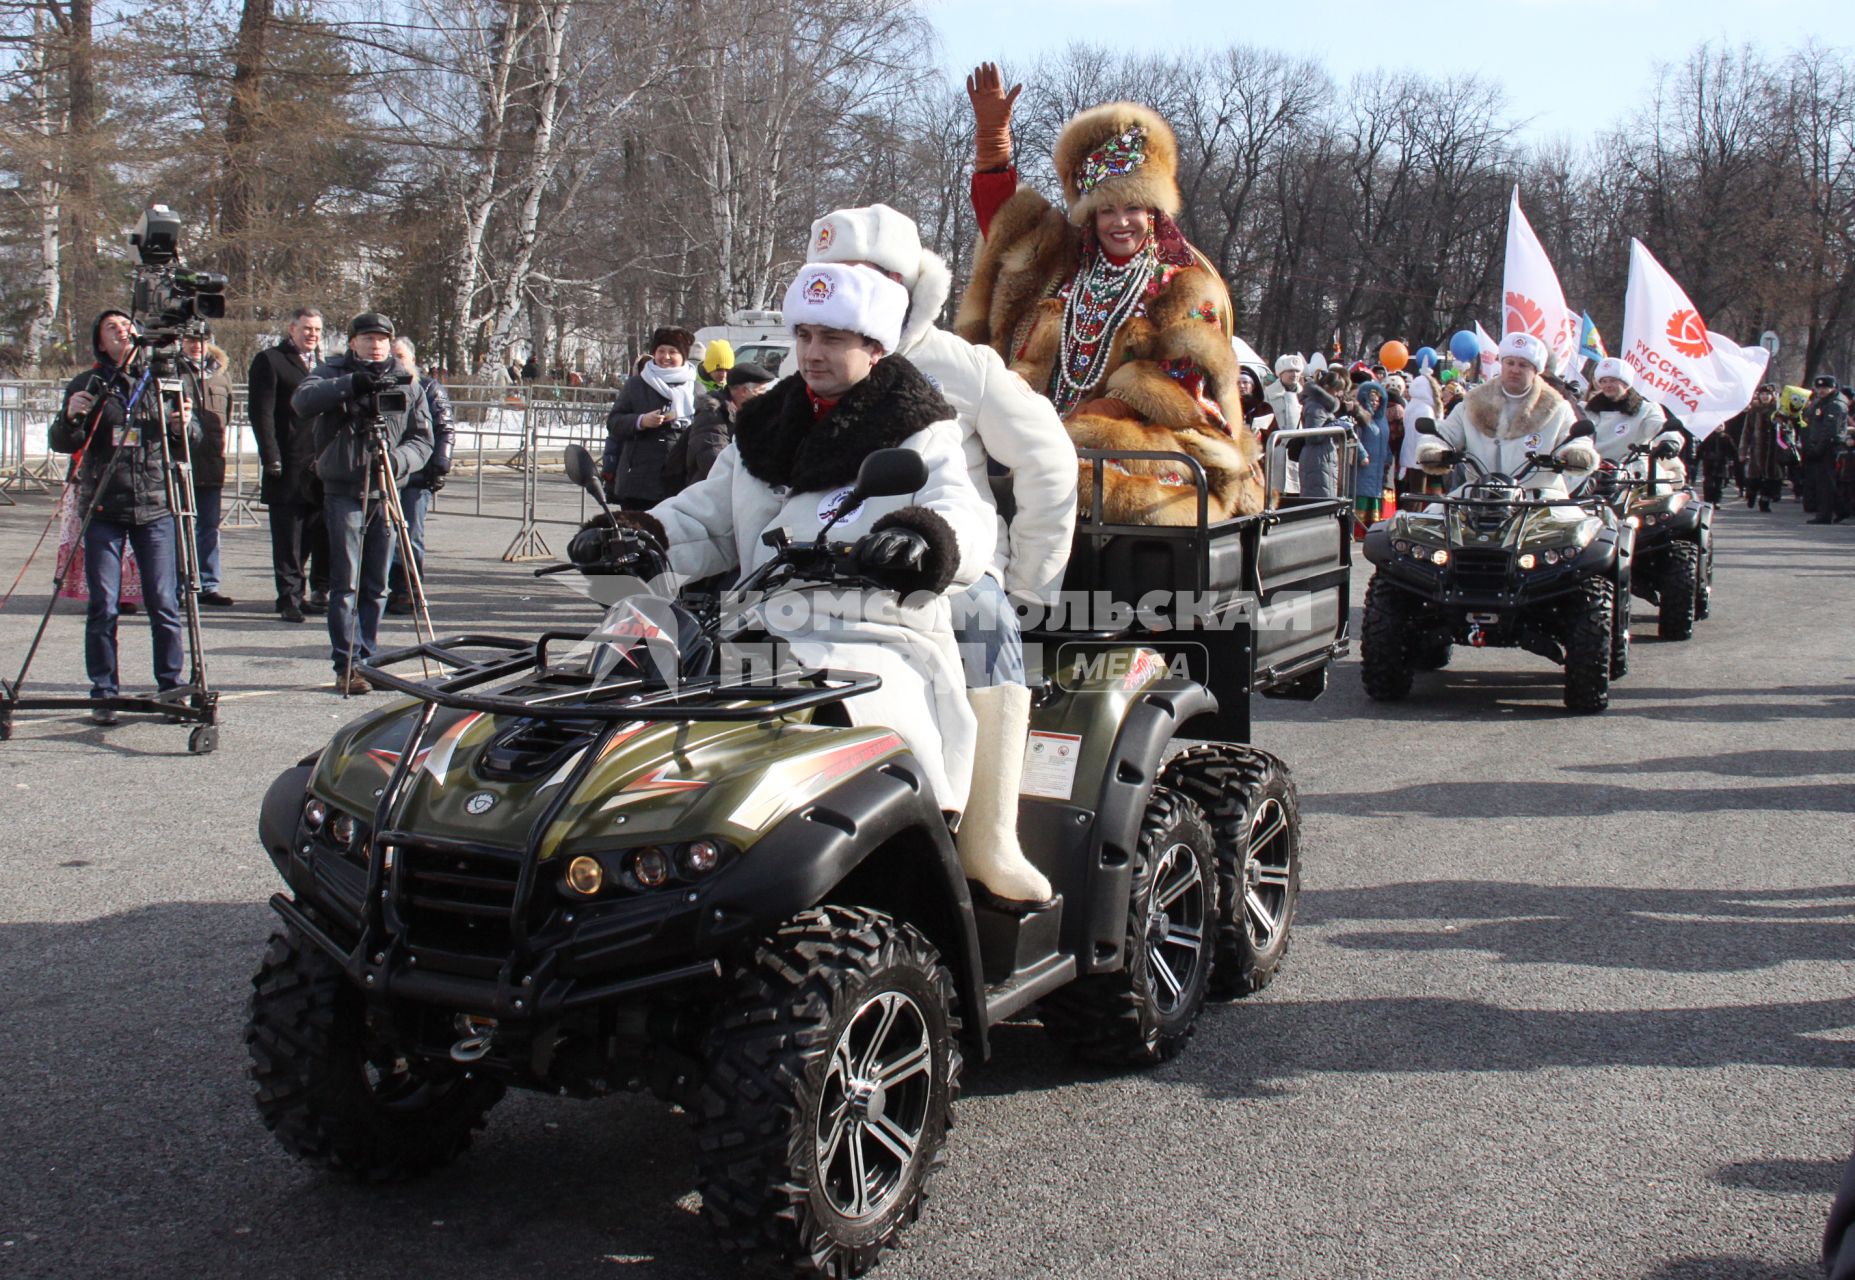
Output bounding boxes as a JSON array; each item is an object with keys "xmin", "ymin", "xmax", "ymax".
[{"xmin": 0, "ymin": 378, "xmax": 616, "ymax": 560}]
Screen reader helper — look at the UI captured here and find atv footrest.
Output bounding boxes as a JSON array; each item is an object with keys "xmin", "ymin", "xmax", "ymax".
[{"xmin": 975, "ymin": 898, "xmax": 1074, "ymax": 1024}]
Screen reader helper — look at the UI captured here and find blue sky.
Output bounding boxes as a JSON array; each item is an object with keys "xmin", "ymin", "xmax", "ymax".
[{"xmin": 923, "ymin": 0, "xmax": 1847, "ymax": 141}]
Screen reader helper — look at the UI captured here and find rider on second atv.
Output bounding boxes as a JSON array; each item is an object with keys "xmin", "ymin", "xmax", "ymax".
[
  {"xmin": 1416, "ymin": 331, "xmax": 1599, "ymax": 492},
  {"xmin": 1584, "ymin": 356, "xmax": 1686, "ymax": 481}
]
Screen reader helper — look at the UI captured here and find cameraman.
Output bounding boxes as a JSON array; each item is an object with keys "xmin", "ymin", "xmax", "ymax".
[
  {"xmin": 385, "ymin": 336, "xmax": 454, "ymax": 615},
  {"xmin": 601, "ymin": 325, "xmax": 696, "ymax": 511},
  {"xmin": 292, "ymin": 313, "xmax": 433, "ymax": 694},
  {"xmin": 48, "ymin": 310, "xmax": 193, "ymax": 724}
]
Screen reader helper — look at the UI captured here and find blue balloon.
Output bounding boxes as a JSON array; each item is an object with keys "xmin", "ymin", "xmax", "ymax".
[
  {"xmin": 1449, "ymin": 330, "xmax": 1481, "ymax": 362},
  {"xmin": 1414, "ymin": 346, "xmax": 1439, "ymax": 371}
]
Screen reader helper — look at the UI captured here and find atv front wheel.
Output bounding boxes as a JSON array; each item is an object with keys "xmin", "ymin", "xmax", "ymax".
[
  {"xmin": 1564, "ymin": 577, "xmax": 1614, "ymax": 714},
  {"xmin": 1412, "ymin": 637, "xmax": 1452, "ymax": 672},
  {"xmin": 1161, "ymin": 746, "xmax": 1301, "ymax": 1001},
  {"xmin": 1610, "ymin": 582, "xmax": 1631, "ymax": 679},
  {"xmin": 1693, "ymin": 538, "xmax": 1714, "ymax": 621},
  {"xmin": 1042, "ymin": 787, "xmax": 1217, "ymax": 1065},
  {"xmin": 1659, "ymin": 541, "xmax": 1700, "ymax": 640},
  {"xmin": 246, "ymin": 927, "xmax": 503, "ymax": 1179},
  {"xmin": 693, "ymin": 906, "xmax": 960, "ymax": 1278},
  {"xmin": 1360, "ymin": 572, "xmax": 1414, "ymax": 701}
]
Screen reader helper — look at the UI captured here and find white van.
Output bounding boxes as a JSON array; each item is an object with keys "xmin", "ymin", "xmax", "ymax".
[{"xmin": 694, "ymin": 310, "xmax": 791, "ymax": 373}]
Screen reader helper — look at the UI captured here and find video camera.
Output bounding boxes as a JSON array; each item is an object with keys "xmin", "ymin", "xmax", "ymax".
[
  {"xmin": 353, "ymin": 370, "xmax": 416, "ymax": 425},
  {"xmin": 128, "ymin": 205, "xmax": 227, "ymax": 341}
]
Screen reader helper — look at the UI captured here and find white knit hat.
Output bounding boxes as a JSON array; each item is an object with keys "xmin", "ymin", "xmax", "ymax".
[
  {"xmin": 1498, "ymin": 331, "xmax": 1549, "ymax": 371},
  {"xmin": 782, "ymin": 262, "xmax": 909, "ymax": 354},
  {"xmin": 1274, "ymin": 352, "xmax": 1306, "ymax": 375},
  {"xmin": 1593, "ymin": 356, "xmax": 1635, "ymax": 389}
]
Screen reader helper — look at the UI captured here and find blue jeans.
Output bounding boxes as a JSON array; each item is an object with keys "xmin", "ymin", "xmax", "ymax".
[
  {"xmin": 195, "ymin": 486, "xmax": 222, "ymax": 592},
  {"xmin": 387, "ymin": 484, "xmax": 432, "ymax": 599},
  {"xmin": 325, "ymin": 491, "xmax": 394, "ymax": 674},
  {"xmin": 84, "ymin": 516, "xmax": 184, "ymax": 697},
  {"xmin": 952, "ymin": 574, "xmax": 1026, "ymax": 687}
]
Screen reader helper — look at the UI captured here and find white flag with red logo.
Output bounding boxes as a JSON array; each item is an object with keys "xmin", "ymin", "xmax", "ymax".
[
  {"xmin": 1502, "ymin": 187, "xmax": 1580, "ymax": 374},
  {"xmin": 1473, "ymin": 322, "xmax": 1499, "ymax": 381},
  {"xmin": 1619, "ymin": 238, "xmax": 1769, "ymax": 438}
]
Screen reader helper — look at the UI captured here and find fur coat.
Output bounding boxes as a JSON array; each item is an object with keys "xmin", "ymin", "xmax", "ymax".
[
  {"xmin": 1418, "ymin": 377, "xmax": 1595, "ymax": 492},
  {"xmin": 953, "ymin": 186, "xmax": 1263, "ymax": 525}
]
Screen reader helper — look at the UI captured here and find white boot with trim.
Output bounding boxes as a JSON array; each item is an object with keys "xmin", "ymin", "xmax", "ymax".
[{"xmin": 956, "ymin": 683, "xmax": 1056, "ymax": 914}]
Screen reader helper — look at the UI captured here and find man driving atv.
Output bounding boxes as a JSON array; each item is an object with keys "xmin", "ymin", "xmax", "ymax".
[
  {"xmin": 1417, "ymin": 331, "xmax": 1598, "ymax": 493},
  {"xmin": 1585, "ymin": 356, "xmax": 1686, "ymax": 482},
  {"xmin": 574, "ymin": 264, "xmax": 1055, "ymax": 910}
]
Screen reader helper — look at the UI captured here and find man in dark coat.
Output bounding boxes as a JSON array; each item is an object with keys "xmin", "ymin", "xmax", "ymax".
[
  {"xmin": 293, "ymin": 312, "xmax": 433, "ymax": 694},
  {"xmin": 250, "ymin": 307, "xmax": 327, "ymax": 622},
  {"xmin": 661, "ymin": 362, "xmax": 774, "ymax": 494},
  {"xmin": 182, "ymin": 329, "xmax": 235, "ymax": 606},
  {"xmin": 386, "ymin": 336, "xmax": 455, "ymax": 615},
  {"xmin": 1802, "ymin": 373, "xmax": 1846, "ymax": 525},
  {"xmin": 1732, "ymin": 385, "xmax": 1785, "ymax": 511},
  {"xmin": 48, "ymin": 310, "xmax": 194, "ymax": 724}
]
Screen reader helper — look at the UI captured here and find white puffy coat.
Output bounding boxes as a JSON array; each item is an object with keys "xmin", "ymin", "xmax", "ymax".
[
  {"xmin": 1418, "ymin": 377, "xmax": 1595, "ymax": 496},
  {"xmin": 648, "ymin": 359, "xmax": 995, "ymax": 810},
  {"xmin": 1588, "ymin": 393, "xmax": 1687, "ymax": 482}
]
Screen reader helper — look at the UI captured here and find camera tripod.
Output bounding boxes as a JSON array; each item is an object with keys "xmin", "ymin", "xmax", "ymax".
[
  {"xmin": 340, "ymin": 419, "xmax": 441, "ymax": 697},
  {"xmin": 0, "ymin": 337, "xmax": 221, "ymax": 752}
]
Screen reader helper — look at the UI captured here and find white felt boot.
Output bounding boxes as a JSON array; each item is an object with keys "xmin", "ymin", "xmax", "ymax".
[{"xmin": 956, "ymin": 684, "xmax": 1054, "ymax": 907}]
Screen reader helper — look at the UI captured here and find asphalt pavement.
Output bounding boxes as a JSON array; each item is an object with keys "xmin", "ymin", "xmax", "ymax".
[{"xmin": 0, "ymin": 483, "xmax": 1850, "ymax": 1280}]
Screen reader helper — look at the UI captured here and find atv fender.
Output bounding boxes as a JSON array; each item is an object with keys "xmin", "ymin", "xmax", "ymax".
[
  {"xmin": 1361, "ymin": 524, "xmax": 1394, "ymax": 566},
  {"xmin": 707, "ymin": 753, "xmax": 991, "ymax": 1057},
  {"xmin": 259, "ymin": 763, "xmax": 316, "ymax": 878}
]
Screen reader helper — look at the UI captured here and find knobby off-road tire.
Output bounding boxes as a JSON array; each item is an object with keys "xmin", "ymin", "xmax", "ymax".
[
  {"xmin": 1658, "ymin": 540, "xmax": 1700, "ymax": 641},
  {"xmin": 1042, "ymin": 788, "xmax": 1217, "ymax": 1066},
  {"xmin": 1610, "ymin": 580, "xmax": 1632, "ymax": 679},
  {"xmin": 1563, "ymin": 577, "xmax": 1615, "ymax": 714},
  {"xmin": 1694, "ymin": 537, "xmax": 1714, "ymax": 621},
  {"xmin": 693, "ymin": 906, "xmax": 960, "ymax": 1279},
  {"xmin": 1161, "ymin": 746, "xmax": 1302, "ymax": 1001},
  {"xmin": 1360, "ymin": 572, "xmax": 1414, "ymax": 702},
  {"xmin": 246, "ymin": 927, "xmax": 503, "ymax": 1180}
]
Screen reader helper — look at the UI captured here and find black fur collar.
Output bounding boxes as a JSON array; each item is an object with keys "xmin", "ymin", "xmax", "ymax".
[
  {"xmin": 1586, "ymin": 389, "xmax": 1645, "ymax": 415},
  {"xmin": 732, "ymin": 355, "xmax": 954, "ymax": 493}
]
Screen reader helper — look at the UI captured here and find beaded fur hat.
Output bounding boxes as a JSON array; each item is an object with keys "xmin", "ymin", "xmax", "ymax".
[{"xmin": 1054, "ymin": 102, "xmax": 1181, "ymax": 228}]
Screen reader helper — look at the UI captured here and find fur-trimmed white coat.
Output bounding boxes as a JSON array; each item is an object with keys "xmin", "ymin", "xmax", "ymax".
[
  {"xmin": 649, "ymin": 358, "xmax": 995, "ymax": 810},
  {"xmin": 1588, "ymin": 392, "xmax": 1688, "ymax": 483},
  {"xmin": 1417, "ymin": 378, "xmax": 1595, "ymax": 494}
]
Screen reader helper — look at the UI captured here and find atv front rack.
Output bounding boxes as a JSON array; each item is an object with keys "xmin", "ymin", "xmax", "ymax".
[{"xmin": 358, "ymin": 632, "xmax": 881, "ymax": 722}]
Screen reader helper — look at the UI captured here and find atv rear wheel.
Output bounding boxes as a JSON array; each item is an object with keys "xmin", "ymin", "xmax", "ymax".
[
  {"xmin": 1563, "ymin": 577, "xmax": 1614, "ymax": 714},
  {"xmin": 693, "ymin": 906, "xmax": 960, "ymax": 1278},
  {"xmin": 1360, "ymin": 572, "xmax": 1414, "ymax": 701},
  {"xmin": 1693, "ymin": 537, "xmax": 1714, "ymax": 621},
  {"xmin": 1042, "ymin": 788, "xmax": 1216, "ymax": 1065},
  {"xmin": 1161, "ymin": 746, "xmax": 1301, "ymax": 1001},
  {"xmin": 1659, "ymin": 541, "xmax": 1700, "ymax": 640},
  {"xmin": 246, "ymin": 927, "xmax": 503, "ymax": 1180}
]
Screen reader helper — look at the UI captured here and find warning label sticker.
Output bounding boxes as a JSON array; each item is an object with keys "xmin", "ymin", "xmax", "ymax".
[{"xmin": 1021, "ymin": 731, "xmax": 1083, "ymax": 801}]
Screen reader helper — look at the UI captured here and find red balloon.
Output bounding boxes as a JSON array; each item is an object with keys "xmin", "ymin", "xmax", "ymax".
[{"xmin": 1379, "ymin": 340, "xmax": 1410, "ymax": 372}]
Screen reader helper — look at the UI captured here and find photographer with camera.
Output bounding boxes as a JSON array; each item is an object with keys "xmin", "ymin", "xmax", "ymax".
[
  {"xmin": 181, "ymin": 327, "xmax": 234, "ymax": 606},
  {"xmin": 48, "ymin": 310, "xmax": 195, "ymax": 724},
  {"xmin": 600, "ymin": 325, "xmax": 697, "ymax": 511},
  {"xmin": 385, "ymin": 336, "xmax": 454, "ymax": 615},
  {"xmin": 291, "ymin": 313, "xmax": 433, "ymax": 695}
]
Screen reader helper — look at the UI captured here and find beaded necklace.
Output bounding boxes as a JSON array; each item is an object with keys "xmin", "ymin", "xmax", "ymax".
[{"xmin": 1051, "ymin": 241, "xmax": 1157, "ymax": 416}]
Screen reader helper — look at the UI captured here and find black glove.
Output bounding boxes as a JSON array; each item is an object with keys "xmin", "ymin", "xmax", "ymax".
[
  {"xmin": 428, "ymin": 472, "xmax": 447, "ymax": 493},
  {"xmin": 264, "ymin": 460, "xmax": 283, "ymax": 478},
  {"xmin": 350, "ymin": 366, "xmax": 384, "ymax": 396},
  {"xmin": 569, "ymin": 525, "xmax": 641, "ymax": 570},
  {"xmin": 854, "ymin": 527, "xmax": 931, "ymax": 590},
  {"xmin": 1652, "ymin": 439, "xmax": 1682, "ymax": 459}
]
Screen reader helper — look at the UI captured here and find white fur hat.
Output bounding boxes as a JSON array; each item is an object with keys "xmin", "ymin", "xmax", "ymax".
[
  {"xmin": 1274, "ymin": 352, "xmax": 1306, "ymax": 375},
  {"xmin": 806, "ymin": 205, "xmax": 951, "ymax": 356},
  {"xmin": 782, "ymin": 262, "xmax": 909, "ymax": 354},
  {"xmin": 1593, "ymin": 356, "xmax": 1635, "ymax": 389},
  {"xmin": 1499, "ymin": 330, "xmax": 1549, "ymax": 371}
]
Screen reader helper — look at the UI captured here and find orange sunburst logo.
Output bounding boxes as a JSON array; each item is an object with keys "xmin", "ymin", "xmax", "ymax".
[
  {"xmin": 1504, "ymin": 292, "xmax": 1547, "ymax": 338},
  {"xmin": 1665, "ymin": 308, "xmax": 1712, "ymax": 358}
]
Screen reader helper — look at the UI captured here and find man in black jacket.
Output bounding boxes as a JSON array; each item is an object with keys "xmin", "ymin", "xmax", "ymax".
[
  {"xmin": 1803, "ymin": 373, "xmax": 1846, "ymax": 525},
  {"xmin": 250, "ymin": 307, "xmax": 327, "ymax": 621},
  {"xmin": 292, "ymin": 313, "xmax": 433, "ymax": 694},
  {"xmin": 182, "ymin": 328, "xmax": 235, "ymax": 606},
  {"xmin": 48, "ymin": 310, "xmax": 193, "ymax": 724},
  {"xmin": 661, "ymin": 362, "xmax": 774, "ymax": 494},
  {"xmin": 386, "ymin": 336, "xmax": 455, "ymax": 615}
]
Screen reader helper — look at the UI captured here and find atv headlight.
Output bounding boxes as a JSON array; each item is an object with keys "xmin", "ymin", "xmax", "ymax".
[
  {"xmin": 1393, "ymin": 539, "xmax": 1410, "ymax": 554},
  {"xmin": 629, "ymin": 847, "xmax": 672, "ymax": 889},
  {"xmin": 564, "ymin": 855, "xmax": 605, "ymax": 896},
  {"xmin": 1429, "ymin": 548, "xmax": 1449, "ymax": 566},
  {"xmin": 303, "ymin": 798, "xmax": 327, "ymax": 832},
  {"xmin": 330, "ymin": 812, "xmax": 358, "ymax": 847},
  {"xmin": 1518, "ymin": 553, "xmax": 1536, "ymax": 570},
  {"xmin": 1626, "ymin": 515, "xmax": 1641, "ymax": 529},
  {"xmin": 681, "ymin": 840, "xmax": 723, "ymax": 876}
]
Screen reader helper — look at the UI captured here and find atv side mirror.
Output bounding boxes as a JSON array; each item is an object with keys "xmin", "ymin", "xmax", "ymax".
[
  {"xmin": 851, "ymin": 448, "xmax": 929, "ymax": 502},
  {"xmin": 1569, "ymin": 418, "xmax": 1596, "ymax": 440},
  {"xmin": 564, "ymin": 443, "xmax": 615, "ymax": 520},
  {"xmin": 1413, "ymin": 416, "xmax": 1440, "ymax": 437}
]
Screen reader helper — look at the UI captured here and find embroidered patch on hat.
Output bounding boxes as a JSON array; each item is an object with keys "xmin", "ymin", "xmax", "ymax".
[
  {"xmin": 816, "ymin": 223, "xmax": 834, "ymax": 251},
  {"xmin": 802, "ymin": 272, "xmax": 835, "ymax": 303},
  {"xmin": 1076, "ymin": 125, "xmax": 1148, "ymax": 196}
]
